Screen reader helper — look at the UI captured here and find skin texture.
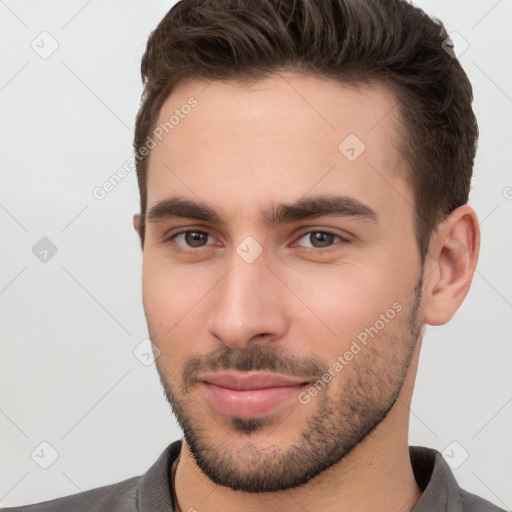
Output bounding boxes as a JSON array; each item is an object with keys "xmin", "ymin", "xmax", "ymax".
[{"xmin": 133, "ymin": 73, "xmax": 480, "ymax": 512}]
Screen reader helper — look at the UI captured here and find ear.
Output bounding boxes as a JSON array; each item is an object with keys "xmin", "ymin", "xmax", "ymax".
[
  {"xmin": 133, "ymin": 213, "xmax": 144, "ymax": 248},
  {"xmin": 422, "ymin": 205, "xmax": 480, "ymax": 326}
]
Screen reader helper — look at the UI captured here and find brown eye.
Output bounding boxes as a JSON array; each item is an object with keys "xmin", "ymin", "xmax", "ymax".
[
  {"xmin": 171, "ymin": 230, "xmax": 211, "ymax": 248},
  {"xmin": 310, "ymin": 232, "xmax": 336, "ymax": 247},
  {"xmin": 184, "ymin": 231, "xmax": 208, "ymax": 247},
  {"xmin": 298, "ymin": 231, "xmax": 340, "ymax": 249}
]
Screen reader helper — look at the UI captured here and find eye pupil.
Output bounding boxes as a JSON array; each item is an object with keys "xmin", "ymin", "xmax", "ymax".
[
  {"xmin": 311, "ymin": 232, "xmax": 334, "ymax": 247},
  {"xmin": 185, "ymin": 231, "xmax": 207, "ymax": 247}
]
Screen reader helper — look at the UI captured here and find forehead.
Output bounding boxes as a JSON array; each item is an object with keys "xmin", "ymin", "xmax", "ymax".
[{"xmin": 146, "ymin": 73, "xmax": 411, "ymax": 225}]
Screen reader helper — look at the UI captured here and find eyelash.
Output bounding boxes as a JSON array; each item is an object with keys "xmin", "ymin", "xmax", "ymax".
[{"xmin": 165, "ymin": 229, "xmax": 349, "ymax": 255}]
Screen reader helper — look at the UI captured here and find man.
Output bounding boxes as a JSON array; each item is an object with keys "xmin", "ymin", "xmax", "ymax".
[{"xmin": 3, "ymin": 0, "xmax": 505, "ymax": 510}]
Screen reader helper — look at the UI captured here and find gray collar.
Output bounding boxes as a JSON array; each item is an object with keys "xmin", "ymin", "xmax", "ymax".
[{"xmin": 135, "ymin": 440, "xmax": 503, "ymax": 512}]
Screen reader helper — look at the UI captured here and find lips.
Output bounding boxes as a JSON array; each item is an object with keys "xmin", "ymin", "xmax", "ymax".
[
  {"xmin": 199, "ymin": 371, "xmax": 310, "ymax": 418},
  {"xmin": 201, "ymin": 371, "xmax": 308, "ymax": 390}
]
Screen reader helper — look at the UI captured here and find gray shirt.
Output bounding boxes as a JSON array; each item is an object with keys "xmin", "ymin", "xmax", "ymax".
[{"xmin": 1, "ymin": 440, "xmax": 505, "ymax": 511}]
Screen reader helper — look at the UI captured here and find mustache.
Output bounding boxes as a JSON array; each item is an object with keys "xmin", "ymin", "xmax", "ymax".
[{"xmin": 181, "ymin": 344, "xmax": 327, "ymax": 392}]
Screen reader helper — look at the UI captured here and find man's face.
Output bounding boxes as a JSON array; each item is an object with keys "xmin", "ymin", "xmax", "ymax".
[{"xmin": 141, "ymin": 74, "xmax": 424, "ymax": 492}]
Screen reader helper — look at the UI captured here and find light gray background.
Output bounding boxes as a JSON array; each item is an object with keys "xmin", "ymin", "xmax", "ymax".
[{"xmin": 1, "ymin": 0, "xmax": 511, "ymax": 508}]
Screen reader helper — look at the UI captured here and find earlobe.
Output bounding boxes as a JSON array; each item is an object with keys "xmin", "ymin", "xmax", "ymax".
[{"xmin": 422, "ymin": 205, "xmax": 480, "ymax": 326}]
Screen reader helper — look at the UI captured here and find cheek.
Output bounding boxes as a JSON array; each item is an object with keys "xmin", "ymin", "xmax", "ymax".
[
  {"xmin": 141, "ymin": 255, "xmax": 216, "ymax": 367},
  {"xmin": 284, "ymin": 261, "xmax": 406, "ymax": 357},
  {"xmin": 141, "ymin": 251, "xmax": 195, "ymax": 324}
]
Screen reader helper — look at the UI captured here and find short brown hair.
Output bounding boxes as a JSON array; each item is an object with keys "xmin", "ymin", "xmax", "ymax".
[{"xmin": 133, "ymin": 0, "xmax": 478, "ymax": 264}]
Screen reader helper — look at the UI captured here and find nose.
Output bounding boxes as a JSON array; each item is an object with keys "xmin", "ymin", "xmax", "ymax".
[{"xmin": 206, "ymin": 250, "xmax": 289, "ymax": 350}]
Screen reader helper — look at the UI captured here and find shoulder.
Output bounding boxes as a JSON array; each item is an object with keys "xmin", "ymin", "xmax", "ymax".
[
  {"xmin": 409, "ymin": 446, "xmax": 506, "ymax": 512},
  {"xmin": 1, "ymin": 440, "xmax": 182, "ymax": 512},
  {"xmin": 459, "ymin": 488, "xmax": 507, "ymax": 512},
  {"xmin": 0, "ymin": 475, "xmax": 141, "ymax": 512}
]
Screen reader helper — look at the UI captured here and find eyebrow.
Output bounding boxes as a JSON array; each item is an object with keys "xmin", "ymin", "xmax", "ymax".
[
  {"xmin": 265, "ymin": 195, "xmax": 378, "ymax": 225},
  {"xmin": 146, "ymin": 195, "xmax": 378, "ymax": 226},
  {"xmin": 148, "ymin": 198, "xmax": 223, "ymax": 224}
]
